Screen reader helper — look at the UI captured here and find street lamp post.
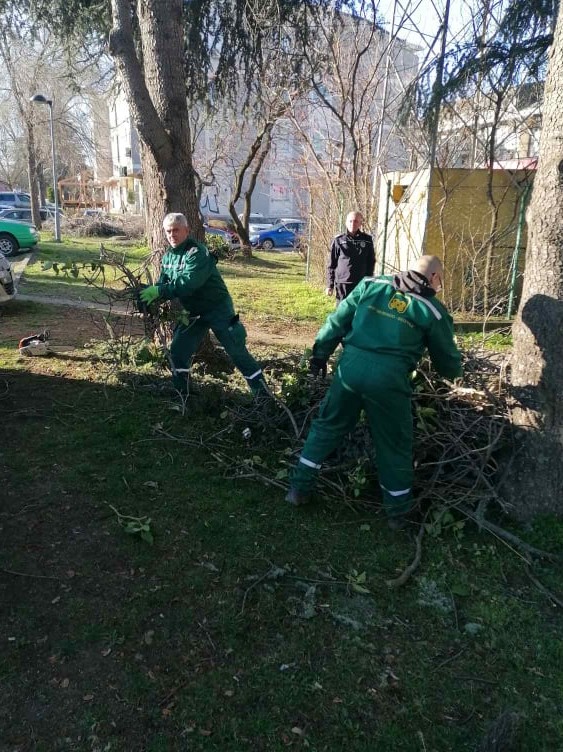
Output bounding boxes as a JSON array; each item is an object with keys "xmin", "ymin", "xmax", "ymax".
[{"xmin": 30, "ymin": 94, "xmax": 61, "ymax": 242}]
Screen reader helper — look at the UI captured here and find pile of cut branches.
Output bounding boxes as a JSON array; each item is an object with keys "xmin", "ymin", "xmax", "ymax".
[
  {"xmin": 87, "ymin": 251, "xmax": 514, "ymax": 524},
  {"xmin": 73, "ymin": 257, "xmax": 561, "ymax": 582},
  {"xmin": 216, "ymin": 346, "xmax": 513, "ymax": 519}
]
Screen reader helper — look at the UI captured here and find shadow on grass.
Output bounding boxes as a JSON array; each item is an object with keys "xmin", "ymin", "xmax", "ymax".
[
  {"xmin": 228, "ymin": 253, "xmax": 297, "ymax": 271},
  {"xmin": 2, "ymin": 365, "xmax": 563, "ymax": 751}
]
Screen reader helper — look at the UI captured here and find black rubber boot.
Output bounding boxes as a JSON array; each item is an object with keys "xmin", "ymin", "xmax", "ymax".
[{"xmin": 285, "ymin": 487, "xmax": 313, "ymax": 506}]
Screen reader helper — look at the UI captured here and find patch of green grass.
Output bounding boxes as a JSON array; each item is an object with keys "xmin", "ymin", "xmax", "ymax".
[
  {"xmin": 458, "ymin": 329, "xmax": 513, "ymax": 350},
  {"xmin": 0, "ymin": 243, "xmax": 559, "ymax": 750},
  {"xmin": 18, "ymin": 234, "xmax": 149, "ymax": 301},
  {"xmin": 222, "ymin": 252, "xmax": 334, "ymax": 322}
]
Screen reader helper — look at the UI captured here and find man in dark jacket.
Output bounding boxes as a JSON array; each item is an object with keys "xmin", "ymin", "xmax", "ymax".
[
  {"xmin": 326, "ymin": 211, "xmax": 375, "ymax": 303},
  {"xmin": 139, "ymin": 213, "xmax": 265, "ymax": 395},
  {"xmin": 287, "ymin": 255, "xmax": 462, "ymax": 528}
]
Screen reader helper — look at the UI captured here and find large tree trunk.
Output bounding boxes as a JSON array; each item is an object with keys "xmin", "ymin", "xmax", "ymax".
[
  {"xmin": 504, "ymin": 9, "xmax": 563, "ymax": 518},
  {"xmin": 109, "ymin": 0, "xmax": 202, "ymax": 258}
]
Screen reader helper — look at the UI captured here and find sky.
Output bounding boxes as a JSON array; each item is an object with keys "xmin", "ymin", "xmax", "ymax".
[{"xmin": 377, "ymin": 0, "xmax": 479, "ymax": 56}]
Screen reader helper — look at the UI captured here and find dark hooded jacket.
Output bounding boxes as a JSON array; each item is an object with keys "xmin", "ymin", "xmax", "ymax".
[{"xmin": 327, "ymin": 230, "xmax": 375, "ymax": 289}]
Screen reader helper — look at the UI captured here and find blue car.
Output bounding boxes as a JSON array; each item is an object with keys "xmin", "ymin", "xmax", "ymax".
[{"xmin": 250, "ymin": 221, "xmax": 305, "ymax": 250}]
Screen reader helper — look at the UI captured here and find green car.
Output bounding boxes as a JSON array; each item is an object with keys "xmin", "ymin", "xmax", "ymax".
[{"xmin": 0, "ymin": 218, "xmax": 40, "ymax": 257}]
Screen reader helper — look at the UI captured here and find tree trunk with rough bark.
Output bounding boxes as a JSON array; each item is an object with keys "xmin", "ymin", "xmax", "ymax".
[
  {"xmin": 109, "ymin": 0, "xmax": 202, "ymax": 258},
  {"xmin": 503, "ymin": 9, "xmax": 563, "ymax": 518}
]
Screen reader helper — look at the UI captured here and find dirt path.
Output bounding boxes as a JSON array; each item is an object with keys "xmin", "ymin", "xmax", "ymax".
[
  {"xmin": 244, "ymin": 320, "xmax": 315, "ymax": 348},
  {"xmin": 3, "ymin": 294, "xmax": 317, "ymax": 350}
]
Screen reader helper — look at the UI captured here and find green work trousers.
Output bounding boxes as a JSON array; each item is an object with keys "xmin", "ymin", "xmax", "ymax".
[
  {"xmin": 291, "ymin": 347, "xmax": 414, "ymax": 517},
  {"xmin": 170, "ymin": 315, "xmax": 263, "ymax": 394}
]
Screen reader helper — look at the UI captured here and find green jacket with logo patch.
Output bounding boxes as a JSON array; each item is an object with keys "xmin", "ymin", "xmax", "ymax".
[
  {"xmin": 156, "ymin": 237, "xmax": 234, "ymax": 318},
  {"xmin": 313, "ymin": 275, "xmax": 462, "ymax": 380}
]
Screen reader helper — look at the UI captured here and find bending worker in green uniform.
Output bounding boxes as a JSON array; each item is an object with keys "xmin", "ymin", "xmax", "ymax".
[
  {"xmin": 286, "ymin": 255, "xmax": 462, "ymax": 528},
  {"xmin": 140, "ymin": 213, "xmax": 265, "ymax": 395}
]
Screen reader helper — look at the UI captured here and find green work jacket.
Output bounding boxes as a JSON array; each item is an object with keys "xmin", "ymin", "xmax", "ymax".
[
  {"xmin": 313, "ymin": 275, "xmax": 462, "ymax": 380},
  {"xmin": 156, "ymin": 237, "xmax": 234, "ymax": 318}
]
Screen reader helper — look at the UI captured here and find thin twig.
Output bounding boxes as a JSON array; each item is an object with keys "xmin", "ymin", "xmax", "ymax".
[
  {"xmin": 240, "ymin": 566, "xmax": 278, "ymax": 614},
  {"xmin": 386, "ymin": 524, "xmax": 425, "ymax": 588},
  {"xmin": 525, "ymin": 566, "xmax": 563, "ymax": 608},
  {"xmin": 1, "ymin": 568, "xmax": 61, "ymax": 580},
  {"xmin": 431, "ymin": 648, "xmax": 466, "ymax": 672},
  {"xmin": 459, "ymin": 507, "xmax": 561, "ymax": 562}
]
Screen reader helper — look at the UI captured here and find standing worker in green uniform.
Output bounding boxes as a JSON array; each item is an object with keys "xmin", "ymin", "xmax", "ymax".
[
  {"xmin": 140, "ymin": 213, "xmax": 265, "ymax": 396},
  {"xmin": 286, "ymin": 255, "xmax": 462, "ymax": 528}
]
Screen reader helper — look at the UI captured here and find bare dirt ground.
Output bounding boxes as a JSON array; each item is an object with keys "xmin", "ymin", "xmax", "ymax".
[
  {"xmin": 0, "ymin": 298, "xmax": 317, "ymax": 351},
  {"xmin": 0, "ymin": 301, "xmax": 117, "ymax": 349}
]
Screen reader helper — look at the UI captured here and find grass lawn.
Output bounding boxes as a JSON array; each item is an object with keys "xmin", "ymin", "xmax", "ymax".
[
  {"xmin": 18, "ymin": 235, "xmax": 149, "ymax": 303},
  {"xmin": 18, "ymin": 235, "xmax": 335, "ymax": 326},
  {"xmin": 0, "ymin": 236, "xmax": 559, "ymax": 750}
]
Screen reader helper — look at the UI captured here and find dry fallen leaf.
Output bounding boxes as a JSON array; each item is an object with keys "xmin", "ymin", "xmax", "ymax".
[
  {"xmin": 101, "ymin": 647, "xmax": 112, "ymax": 657},
  {"xmin": 83, "ymin": 694, "xmax": 94, "ymax": 701},
  {"xmin": 60, "ymin": 678, "xmax": 70, "ymax": 688}
]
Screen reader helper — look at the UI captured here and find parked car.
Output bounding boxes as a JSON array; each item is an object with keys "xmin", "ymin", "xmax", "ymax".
[
  {"xmin": 273, "ymin": 216, "xmax": 306, "ymax": 226},
  {"xmin": 243, "ymin": 215, "xmax": 275, "ymax": 235},
  {"xmin": 0, "ymin": 206, "xmax": 64, "ymax": 223},
  {"xmin": 204, "ymin": 224, "xmax": 241, "ymax": 250},
  {"xmin": 0, "ymin": 218, "xmax": 40, "ymax": 257},
  {"xmin": 250, "ymin": 221, "xmax": 306, "ymax": 250},
  {"xmin": 0, "ymin": 208, "xmax": 34, "ymax": 224},
  {"xmin": 0, "ymin": 191, "xmax": 31, "ymax": 208},
  {"xmin": 40, "ymin": 206, "xmax": 64, "ymax": 221},
  {"xmin": 0, "ymin": 251, "xmax": 16, "ymax": 303}
]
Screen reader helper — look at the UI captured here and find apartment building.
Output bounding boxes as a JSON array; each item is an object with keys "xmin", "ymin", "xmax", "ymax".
[{"xmin": 99, "ymin": 14, "xmax": 419, "ymax": 220}]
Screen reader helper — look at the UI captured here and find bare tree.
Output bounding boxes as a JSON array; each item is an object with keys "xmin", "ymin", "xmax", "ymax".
[
  {"xmin": 0, "ymin": 97, "xmax": 28, "ymax": 188},
  {"xmin": 290, "ymin": 0, "xmax": 419, "ymax": 282},
  {"xmin": 0, "ymin": 11, "xmax": 49, "ymax": 226}
]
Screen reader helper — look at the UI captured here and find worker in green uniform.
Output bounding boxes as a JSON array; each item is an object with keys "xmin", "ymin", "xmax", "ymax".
[
  {"xmin": 286, "ymin": 255, "xmax": 462, "ymax": 528},
  {"xmin": 140, "ymin": 213, "xmax": 265, "ymax": 396}
]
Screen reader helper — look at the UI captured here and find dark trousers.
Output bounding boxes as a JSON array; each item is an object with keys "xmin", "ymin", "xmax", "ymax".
[
  {"xmin": 334, "ymin": 282, "xmax": 356, "ymax": 302},
  {"xmin": 170, "ymin": 317, "xmax": 263, "ymax": 394}
]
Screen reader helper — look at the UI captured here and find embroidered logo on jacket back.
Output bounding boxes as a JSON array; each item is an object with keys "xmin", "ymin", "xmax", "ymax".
[{"xmin": 388, "ymin": 292, "xmax": 410, "ymax": 314}]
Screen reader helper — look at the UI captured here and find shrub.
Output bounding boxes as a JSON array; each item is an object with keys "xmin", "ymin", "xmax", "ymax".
[{"xmin": 205, "ymin": 232, "xmax": 233, "ymax": 260}]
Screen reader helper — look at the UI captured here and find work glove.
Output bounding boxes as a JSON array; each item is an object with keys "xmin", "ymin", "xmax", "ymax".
[
  {"xmin": 139, "ymin": 285, "xmax": 160, "ymax": 305},
  {"xmin": 309, "ymin": 356, "xmax": 327, "ymax": 378}
]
